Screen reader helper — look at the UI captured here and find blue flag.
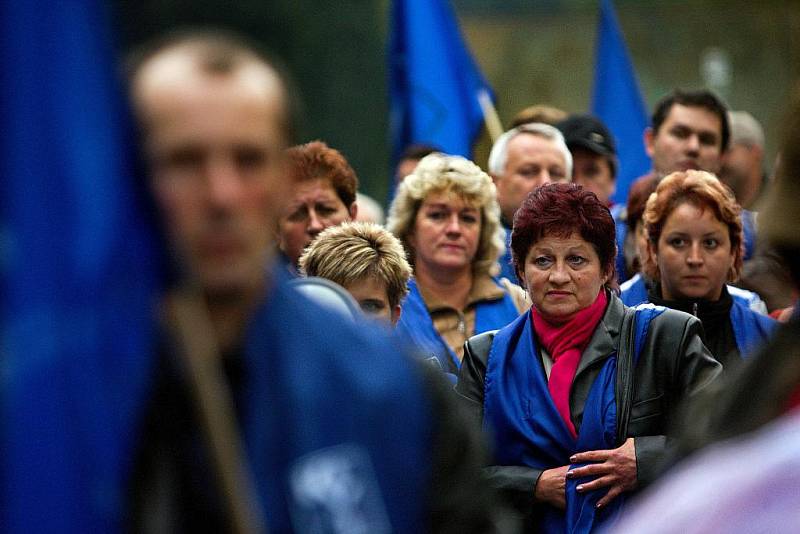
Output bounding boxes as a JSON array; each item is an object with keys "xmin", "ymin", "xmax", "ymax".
[
  {"xmin": 591, "ymin": 0, "xmax": 651, "ymax": 204},
  {"xmin": 389, "ymin": 0, "xmax": 493, "ymax": 164},
  {"xmin": 0, "ymin": 2, "xmax": 163, "ymax": 531}
]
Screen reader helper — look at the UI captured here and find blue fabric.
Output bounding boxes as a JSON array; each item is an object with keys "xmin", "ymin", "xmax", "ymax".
[
  {"xmin": 389, "ymin": 0, "xmax": 493, "ymax": 166},
  {"xmin": 611, "ymin": 204, "xmax": 629, "ymax": 283},
  {"xmin": 729, "ymin": 298, "xmax": 776, "ymax": 358},
  {"xmin": 742, "ymin": 209, "xmax": 756, "ymax": 261},
  {"xmin": 484, "ymin": 305, "xmax": 663, "ymax": 533},
  {"xmin": 498, "ymin": 225, "xmax": 518, "ymax": 283},
  {"xmin": 591, "ymin": 0, "xmax": 651, "ymax": 205},
  {"xmin": 620, "ymin": 274, "xmax": 648, "ymax": 307},
  {"xmin": 397, "ymin": 278, "xmax": 520, "ymax": 377},
  {"xmin": 0, "ymin": 3, "xmax": 164, "ymax": 532},
  {"xmin": 242, "ymin": 271, "xmax": 432, "ymax": 532}
]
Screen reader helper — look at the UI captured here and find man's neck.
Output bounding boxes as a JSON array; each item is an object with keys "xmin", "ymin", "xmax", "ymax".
[
  {"xmin": 414, "ymin": 262, "xmax": 473, "ymax": 311},
  {"xmin": 204, "ymin": 279, "xmax": 267, "ymax": 355}
]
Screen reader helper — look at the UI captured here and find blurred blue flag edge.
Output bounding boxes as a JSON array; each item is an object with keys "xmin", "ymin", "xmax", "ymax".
[
  {"xmin": 389, "ymin": 0, "xmax": 493, "ymax": 176},
  {"xmin": 591, "ymin": 0, "xmax": 652, "ymax": 205},
  {"xmin": 1, "ymin": 3, "xmax": 163, "ymax": 531}
]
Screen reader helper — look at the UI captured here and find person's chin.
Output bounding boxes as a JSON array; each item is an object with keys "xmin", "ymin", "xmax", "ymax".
[
  {"xmin": 539, "ymin": 304, "xmax": 578, "ymax": 324},
  {"xmin": 676, "ymin": 287, "xmax": 713, "ymax": 301}
]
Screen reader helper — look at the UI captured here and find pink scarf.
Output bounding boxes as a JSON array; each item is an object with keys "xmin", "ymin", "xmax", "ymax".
[{"xmin": 532, "ymin": 290, "xmax": 608, "ymax": 438}]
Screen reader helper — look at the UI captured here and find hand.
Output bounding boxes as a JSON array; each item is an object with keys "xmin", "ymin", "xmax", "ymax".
[
  {"xmin": 534, "ymin": 465, "xmax": 569, "ymax": 509},
  {"xmin": 567, "ymin": 438, "xmax": 637, "ymax": 508}
]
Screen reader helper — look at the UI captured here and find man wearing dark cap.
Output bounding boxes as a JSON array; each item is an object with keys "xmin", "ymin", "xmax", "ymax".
[{"xmin": 557, "ymin": 114, "xmax": 618, "ymax": 208}]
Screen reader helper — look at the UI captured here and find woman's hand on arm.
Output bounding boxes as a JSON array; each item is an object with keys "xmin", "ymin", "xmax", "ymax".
[
  {"xmin": 533, "ymin": 465, "xmax": 569, "ymax": 510},
  {"xmin": 566, "ymin": 437, "xmax": 637, "ymax": 508}
]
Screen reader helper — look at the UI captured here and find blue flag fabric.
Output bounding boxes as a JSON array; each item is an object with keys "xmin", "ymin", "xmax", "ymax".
[
  {"xmin": 0, "ymin": 2, "xmax": 162, "ymax": 532},
  {"xmin": 389, "ymin": 0, "xmax": 493, "ymax": 164},
  {"xmin": 592, "ymin": 0, "xmax": 651, "ymax": 205}
]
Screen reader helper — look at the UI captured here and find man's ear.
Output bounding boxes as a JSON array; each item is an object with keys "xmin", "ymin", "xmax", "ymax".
[
  {"xmin": 348, "ymin": 202, "xmax": 358, "ymax": 220},
  {"xmin": 644, "ymin": 127, "xmax": 656, "ymax": 159},
  {"xmin": 391, "ymin": 304, "xmax": 402, "ymax": 326}
]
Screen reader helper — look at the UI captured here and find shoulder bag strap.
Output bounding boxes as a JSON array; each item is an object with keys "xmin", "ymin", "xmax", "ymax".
[{"xmin": 615, "ymin": 307, "xmax": 638, "ymax": 446}]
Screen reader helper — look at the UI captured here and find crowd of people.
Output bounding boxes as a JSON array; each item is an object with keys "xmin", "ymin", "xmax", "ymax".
[{"xmin": 7, "ymin": 26, "xmax": 800, "ymax": 534}]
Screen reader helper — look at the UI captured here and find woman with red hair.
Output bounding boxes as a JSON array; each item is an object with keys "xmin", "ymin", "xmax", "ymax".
[
  {"xmin": 456, "ymin": 183, "xmax": 720, "ymax": 533},
  {"xmin": 637, "ymin": 170, "xmax": 776, "ymax": 369}
]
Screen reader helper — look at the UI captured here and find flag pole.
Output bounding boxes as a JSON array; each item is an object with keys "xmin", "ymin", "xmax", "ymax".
[{"xmin": 478, "ymin": 89, "xmax": 504, "ymax": 143}]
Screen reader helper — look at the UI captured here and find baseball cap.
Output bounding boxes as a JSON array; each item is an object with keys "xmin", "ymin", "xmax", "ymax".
[{"xmin": 557, "ymin": 114, "xmax": 617, "ymax": 159}]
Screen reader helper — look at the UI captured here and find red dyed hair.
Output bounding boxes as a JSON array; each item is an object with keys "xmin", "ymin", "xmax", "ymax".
[
  {"xmin": 511, "ymin": 183, "xmax": 617, "ymax": 285},
  {"xmin": 286, "ymin": 140, "xmax": 358, "ymax": 207}
]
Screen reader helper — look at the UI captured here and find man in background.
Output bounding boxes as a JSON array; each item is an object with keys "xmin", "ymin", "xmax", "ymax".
[
  {"xmin": 487, "ymin": 123, "xmax": 572, "ymax": 281},
  {"xmin": 720, "ymin": 110, "xmax": 767, "ymax": 210}
]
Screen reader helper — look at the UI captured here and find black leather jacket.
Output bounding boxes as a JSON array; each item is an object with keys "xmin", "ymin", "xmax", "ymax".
[{"xmin": 455, "ymin": 292, "xmax": 721, "ymax": 516}]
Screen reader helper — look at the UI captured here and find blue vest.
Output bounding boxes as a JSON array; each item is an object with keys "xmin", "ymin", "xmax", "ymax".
[
  {"xmin": 498, "ymin": 223, "xmax": 518, "ymax": 283},
  {"xmin": 397, "ymin": 277, "xmax": 522, "ymax": 378},
  {"xmin": 619, "ymin": 273, "xmax": 648, "ymax": 307},
  {"xmin": 619, "ymin": 279, "xmax": 776, "ymax": 358},
  {"xmin": 729, "ymin": 298, "xmax": 776, "ymax": 357},
  {"xmin": 3, "ymin": 272, "xmax": 431, "ymax": 533},
  {"xmin": 483, "ymin": 306, "xmax": 663, "ymax": 533},
  {"xmin": 611, "ymin": 204, "xmax": 629, "ymax": 284}
]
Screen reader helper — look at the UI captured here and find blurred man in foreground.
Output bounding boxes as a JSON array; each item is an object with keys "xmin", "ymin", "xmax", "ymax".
[{"xmin": 129, "ymin": 30, "xmax": 502, "ymax": 533}]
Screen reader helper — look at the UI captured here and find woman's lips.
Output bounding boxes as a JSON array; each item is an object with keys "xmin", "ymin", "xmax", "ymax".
[
  {"xmin": 682, "ymin": 275, "xmax": 707, "ymax": 281},
  {"xmin": 546, "ymin": 290, "xmax": 572, "ymax": 298}
]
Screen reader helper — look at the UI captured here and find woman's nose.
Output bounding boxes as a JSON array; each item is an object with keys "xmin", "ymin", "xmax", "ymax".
[
  {"xmin": 686, "ymin": 242, "xmax": 704, "ymax": 265},
  {"xmin": 445, "ymin": 214, "xmax": 462, "ymax": 234},
  {"xmin": 307, "ymin": 209, "xmax": 325, "ymax": 235},
  {"xmin": 548, "ymin": 263, "xmax": 570, "ymax": 284}
]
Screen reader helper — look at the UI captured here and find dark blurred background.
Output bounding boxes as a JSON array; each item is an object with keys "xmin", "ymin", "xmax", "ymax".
[{"xmin": 116, "ymin": 0, "xmax": 800, "ymax": 204}]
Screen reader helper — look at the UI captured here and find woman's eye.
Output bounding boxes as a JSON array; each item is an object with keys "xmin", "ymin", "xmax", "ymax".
[
  {"xmin": 427, "ymin": 211, "xmax": 447, "ymax": 220},
  {"xmin": 533, "ymin": 256, "xmax": 552, "ymax": 267},
  {"xmin": 703, "ymin": 238, "xmax": 719, "ymax": 249},
  {"xmin": 286, "ymin": 206, "xmax": 308, "ymax": 222},
  {"xmin": 316, "ymin": 205, "xmax": 337, "ymax": 216},
  {"xmin": 668, "ymin": 237, "xmax": 686, "ymax": 248},
  {"xmin": 567, "ymin": 255, "xmax": 586, "ymax": 266},
  {"xmin": 461, "ymin": 213, "xmax": 478, "ymax": 224}
]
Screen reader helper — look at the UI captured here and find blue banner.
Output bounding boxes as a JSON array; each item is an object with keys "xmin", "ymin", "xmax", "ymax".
[
  {"xmin": 0, "ymin": 2, "xmax": 163, "ymax": 531},
  {"xmin": 591, "ymin": 0, "xmax": 651, "ymax": 204},
  {"xmin": 389, "ymin": 0, "xmax": 493, "ymax": 164}
]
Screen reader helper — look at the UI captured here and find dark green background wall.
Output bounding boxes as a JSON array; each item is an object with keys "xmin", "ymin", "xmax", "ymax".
[{"xmin": 116, "ymin": 0, "xmax": 800, "ymax": 204}]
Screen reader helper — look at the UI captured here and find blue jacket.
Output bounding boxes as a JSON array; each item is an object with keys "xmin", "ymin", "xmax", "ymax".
[
  {"xmin": 397, "ymin": 277, "xmax": 521, "ymax": 377},
  {"xmin": 620, "ymin": 275, "xmax": 776, "ymax": 358},
  {"xmin": 3, "ymin": 271, "xmax": 433, "ymax": 532}
]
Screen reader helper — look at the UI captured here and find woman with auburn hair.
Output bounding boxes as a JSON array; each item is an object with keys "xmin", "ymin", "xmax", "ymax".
[
  {"xmin": 277, "ymin": 140, "xmax": 358, "ymax": 269},
  {"xmin": 387, "ymin": 153, "xmax": 527, "ymax": 378},
  {"xmin": 638, "ymin": 170, "xmax": 776, "ymax": 368},
  {"xmin": 456, "ymin": 183, "xmax": 720, "ymax": 533}
]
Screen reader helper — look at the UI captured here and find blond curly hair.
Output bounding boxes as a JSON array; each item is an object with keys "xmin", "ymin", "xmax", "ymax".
[{"xmin": 386, "ymin": 153, "xmax": 505, "ymax": 277}]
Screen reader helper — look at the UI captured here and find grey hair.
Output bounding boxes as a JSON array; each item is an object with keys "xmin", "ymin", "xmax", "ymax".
[
  {"xmin": 728, "ymin": 111, "xmax": 765, "ymax": 149},
  {"xmin": 487, "ymin": 122, "xmax": 573, "ymax": 179},
  {"xmin": 386, "ymin": 153, "xmax": 506, "ymax": 277}
]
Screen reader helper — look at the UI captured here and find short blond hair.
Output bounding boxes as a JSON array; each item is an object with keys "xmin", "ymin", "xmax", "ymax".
[
  {"xmin": 643, "ymin": 170, "xmax": 744, "ymax": 282},
  {"xmin": 298, "ymin": 222, "xmax": 411, "ymax": 308},
  {"xmin": 386, "ymin": 153, "xmax": 505, "ymax": 277}
]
